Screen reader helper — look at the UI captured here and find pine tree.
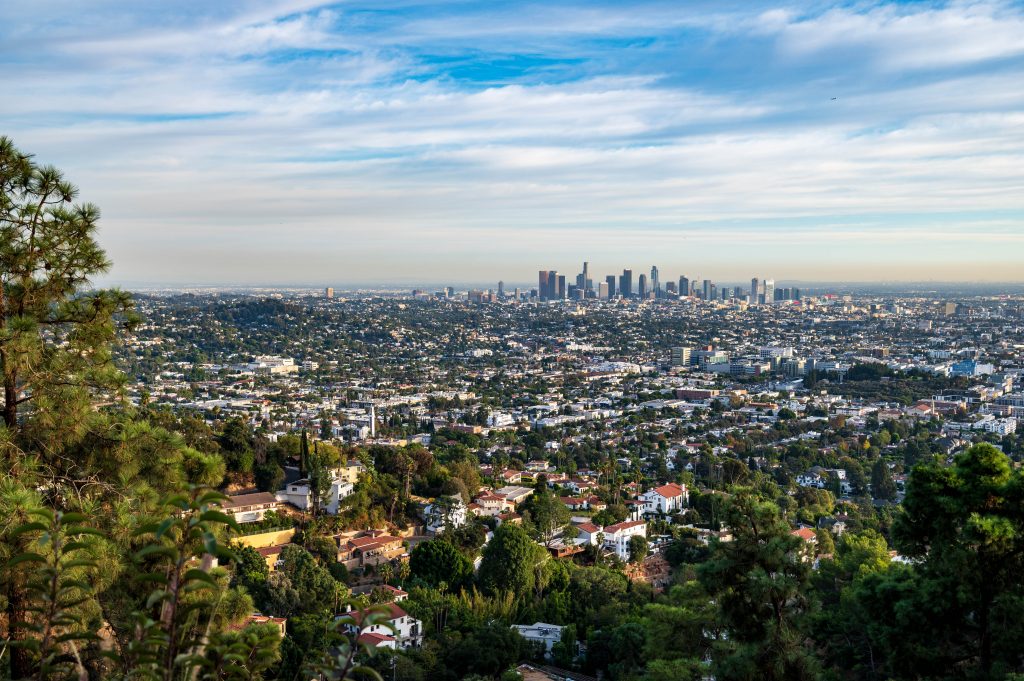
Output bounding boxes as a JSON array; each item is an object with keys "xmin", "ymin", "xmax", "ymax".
[
  {"xmin": 699, "ymin": 490, "xmax": 818, "ymax": 681},
  {"xmin": 0, "ymin": 136, "xmax": 135, "ymax": 437}
]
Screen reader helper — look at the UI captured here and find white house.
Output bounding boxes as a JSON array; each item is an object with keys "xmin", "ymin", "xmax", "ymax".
[
  {"xmin": 797, "ymin": 467, "xmax": 851, "ymax": 494},
  {"xmin": 640, "ymin": 483, "xmax": 688, "ymax": 516},
  {"xmin": 602, "ymin": 520, "xmax": 647, "ymax": 560},
  {"xmin": 470, "ymin": 491, "xmax": 513, "ymax": 517},
  {"xmin": 343, "ymin": 600, "xmax": 422, "ymax": 650},
  {"xmin": 511, "ymin": 622, "xmax": 565, "ymax": 657},
  {"xmin": 275, "ymin": 471, "xmax": 354, "ymax": 515},
  {"xmin": 423, "ymin": 495, "xmax": 468, "ymax": 534},
  {"xmin": 574, "ymin": 522, "xmax": 603, "ymax": 546}
]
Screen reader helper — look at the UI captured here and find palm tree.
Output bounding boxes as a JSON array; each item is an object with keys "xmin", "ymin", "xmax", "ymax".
[
  {"xmin": 396, "ymin": 560, "xmax": 411, "ymax": 586},
  {"xmin": 379, "ymin": 561, "xmax": 394, "ymax": 585}
]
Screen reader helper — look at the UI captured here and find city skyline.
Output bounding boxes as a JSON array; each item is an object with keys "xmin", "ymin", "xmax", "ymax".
[{"xmin": 2, "ymin": 0, "xmax": 1023, "ymax": 285}]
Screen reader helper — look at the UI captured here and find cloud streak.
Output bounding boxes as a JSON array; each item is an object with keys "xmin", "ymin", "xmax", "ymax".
[{"xmin": 0, "ymin": 0, "xmax": 1022, "ymax": 284}]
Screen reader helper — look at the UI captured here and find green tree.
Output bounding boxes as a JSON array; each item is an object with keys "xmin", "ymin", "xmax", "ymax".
[
  {"xmin": 522, "ymin": 487, "xmax": 571, "ymax": 547},
  {"xmin": 870, "ymin": 458, "xmax": 897, "ymax": 502},
  {"xmin": 307, "ymin": 441, "xmax": 334, "ymax": 517},
  {"xmin": 477, "ymin": 523, "xmax": 547, "ymax": 596},
  {"xmin": 218, "ymin": 417, "xmax": 256, "ymax": 475},
  {"xmin": 886, "ymin": 443, "xmax": 1024, "ymax": 678},
  {"xmin": 628, "ymin": 535, "xmax": 649, "ymax": 563},
  {"xmin": 278, "ymin": 544, "xmax": 347, "ymax": 615},
  {"xmin": 698, "ymin": 490, "xmax": 817, "ymax": 681},
  {"xmin": 410, "ymin": 539, "xmax": 473, "ymax": 590},
  {"xmin": 0, "ymin": 136, "xmax": 135, "ymax": 434}
]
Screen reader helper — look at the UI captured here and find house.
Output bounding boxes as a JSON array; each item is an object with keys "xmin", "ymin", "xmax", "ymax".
[
  {"xmin": 256, "ymin": 545, "xmax": 285, "ymax": 571},
  {"xmin": 602, "ymin": 520, "xmax": 647, "ymax": 560},
  {"xmin": 500, "ymin": 469, "xmax": 525, "ymax": 484},
  {"xmin": 358, "ymin": 632, "xmax": 398, "ymax": 650},
  {"xmin": 378, "ymin": 584, "xmax": 409, "ymax": 602},
  {"xmin": 574, "ymin": 522, "xmax": 602, "ymax": 546},
  {"xmin": 495, "ymin": 486, "xmax": 535, "ymax": 506},
  {"xmin": 336, "ymin": 459, "xmax": 366, "ymax": 484},
  {"xmin": 566, "ymin": 479, "xmax": 598, "ymax": 495},
  {"xmin": 791, "ymin": 527, "xmax": 817, "ymax": 544},
  {"xmin": 640, "ymin": 483, "xmax": 688, "ymax": 516},
  {"xmin": 544, "ymin": 472, "xmax": 570, "ymax": 487},
  {"xmin": 246, "ymin": 614, "xmax": 287, "ymax": 637},
  {"xmin": 496, "ymin": 511, "xmax": 522, "ymax": 526},
  {"xmin": 275, "ymin": 469, "xmax": 355, "ymax": 515},
  {"xmin": 338, "ymin": 531, "xmax": 405, "ymax": 570},
  {"xmin": 797, "ymin": 467, "xmax": 851, "ymax": 494},
  {"xmin": 791, "ymin": 526, "xmax": 818, "ymax": 560},
  {"xmin": 423, "ymin": 495, "xmax": 468, "ymax": 534},
  {"xmin": 471, "ymin": 491, "xmax": 513, "ymax": 517},
  {"xmin": 343, "ymin": 602, "xmax": 422, "ymax": 649},
  {"xmin": 623, "ymin": 499, "xmax": 645, "ymax": 521},
  {"xmin": 511, "ymin": 622, "xmax": 565, "ymax": 656},
  {"xmin": 222, "ymin": 493, "xmax": 280, "ymax": 524},
  {"xmin": 560, "ymin": 496, "xmax": 589, "ymax": 511}
]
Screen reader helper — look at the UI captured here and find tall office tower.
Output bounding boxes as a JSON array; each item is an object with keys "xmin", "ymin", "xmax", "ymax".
[
  {"xmin": 548, "ymin": 270, "xmax": 558, "ymax": 299},
  {"xmin": 720, "ymin": 287, "xmax": 728, "ymax": 301},
  {"xmin": 498, "ymin": 281, "xmax": 504, "ymax": 298},
  {"xmin": 666, "ymin": 281, "xmax": 677, "ymax": 295},
  {"xmin": 650, "ymin": 266, "xmax": 660, "ymax": 294},
  {"xmin": 750, "ymin": 277, "xmax": 759, "ymax": 303},
  {"xmin": 793, "ymin": 288, "xmax": 801, "ymax": 301},
  {"xmin": 703, "ymin": 279, "xmax": 712, "ymax": 300},
  {"xmin": 606, "ymin": 275, "xmax": 616, "ymax": 298},
  {"xmin": 325, "ymin": 287, "xmax": 334, "ymax": 299},
  {"xmin": 710, "ymin": 283, "xmax": 717, "ymax": 300},
  {"xmin": 765, "ymin": 279, "xmax": 775, "ymax": 304},
  {"xmin": 539, "ymin": 271, "xmax": 550, "ymax": 300},
  {"xmin": 583, "ymin": 261, "xmax": 590, "ymax": 291},
  {"xmin": 638, "ymin": 274, "xmax": 648, "ymax": 299},
  {"xmin": 598, "ymin": 281, "xmax": 609, "ymax": 299},
  {"xmin": 679, "ymin": 276, "xmax": 689, "ymax": 298},
  {"xmin": 557, "ymin": 275, "xmax": 566, "ymax": 299},
  {"xmin": 621, "ymin": 269, "xmax": 633, "ymax": 298},
  {"xmin": 733, "ymin": 286, "xmax": 743, "ymax": 299}
]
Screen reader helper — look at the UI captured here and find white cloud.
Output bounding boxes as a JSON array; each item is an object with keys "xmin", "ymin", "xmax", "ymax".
[
  {"xmin": 773, "ymin": 1, "xmax": 1024, "ymax": 70},
  {"xmin": 0, "ymin": 0, "xmax": 1022, "ymax": 284}
]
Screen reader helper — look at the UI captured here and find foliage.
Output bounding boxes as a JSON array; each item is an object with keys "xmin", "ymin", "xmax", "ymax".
[
  {"xmin": 698, "ymin": 490, "xmax": 818, "ymax": 681},
  {"xmin": 477, "ymin": 523, "xmax": 547, "ymax": 596},
  {"xmin": 410, "ymin": 540, "xmax": 473, "ymax": 590}
]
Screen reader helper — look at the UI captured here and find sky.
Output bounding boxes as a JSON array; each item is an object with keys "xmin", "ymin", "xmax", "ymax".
[{"xmin": 1, "ymin": 0, "xmax": 1023, "ymax": 286}]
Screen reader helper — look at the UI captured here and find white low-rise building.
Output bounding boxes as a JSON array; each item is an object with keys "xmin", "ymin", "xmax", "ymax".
[
  {"xmin": 343, "ymin": 597, "xmax": 422, "ymax": 650},
  {"xmin": 276, "ymin": 472, "xmax": 354, "ymax": 515},
  {"xmin": 602, "ymin": 520, "xmax": 647, "ymax": 560},
  {"xmin": 511, "ymin": 622, "xmax": 565, "ymax": 656},
  {"xmin": 640, "ymin": 483, "xmax": 688, "ymax": 516},
  {"xmin": 423, "ymin": 495, "xmax": 468, "ymax": 534}
]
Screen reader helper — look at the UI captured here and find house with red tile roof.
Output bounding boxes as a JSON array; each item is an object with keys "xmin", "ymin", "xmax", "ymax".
[
  {"xmin": 639, "ymin": 483, "xmax": 688, "ymax": 516},
  {"xmin": 602, "ymin": 520, "xmax": 647, "ymax": 560},
  {"xmin": 342, "ymin": 602, "xmax": 423, "ymax": 649}
]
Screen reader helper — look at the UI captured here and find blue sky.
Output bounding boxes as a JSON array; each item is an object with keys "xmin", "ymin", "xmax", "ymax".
[{"xmin": 1, "ymin": 0, "xmax": 1023, "ymax": 285}]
